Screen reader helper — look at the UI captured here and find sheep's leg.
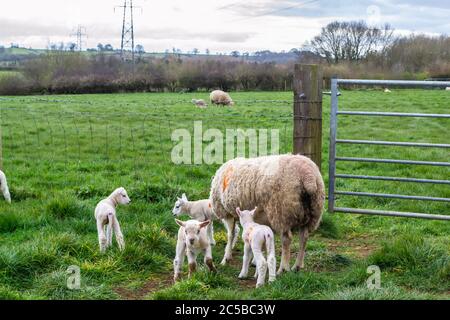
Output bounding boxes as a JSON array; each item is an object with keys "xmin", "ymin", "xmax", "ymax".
[
  {"xmin": 204, "ymin": 246, "xmax": 216, "ymax": 273},
  {"xmin": 292, "ymin": 227, "xmax": 309, "ymax": 272},
  {"xmin": 253, "ymin": 249, "xmax": 267, "ymax": 288},
  {"xmin": 277, "ymin": 231, "xmax": 291, "ymax": 275},
  {"xmin": 231, "ymin": 221, "xmax": 240, "ymax": 249},
  {"xmin": 173, "ymin": 240, "xmax": 186, "ymax": 282},
  {"xmin": 186, "ymin": 250, "xmax": 197, "ymax": 278},
  {"xmin": 207, "ymin": 223, "xmax": 216, "ymax": 247},
  {"xmin": 106, "ymin": 223, "xmax": 113, "ymax": 247},
  {"xmin": 238, "ymin": 242, "xmax": 253, "ymax": 279},
  {"xmin": 221, "ymin": 217, "xmax": 235, "ymax": 265},
  {"xmin": 112, "ymin": 216, "xmax": 125, "ymax": 251},
  {"xmin": 97, "ymin": 219, "xmax": 107, "ymax": 253}
]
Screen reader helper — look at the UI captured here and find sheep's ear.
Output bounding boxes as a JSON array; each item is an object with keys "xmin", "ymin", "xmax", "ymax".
[
  {"xmin": 175, "ymin": 219, "xmax": 185, "ymax": 228},
  {"xmin": 182, "ymin": 193, "xmax": 187, "ymax": 201},
  {"xmin": 236, "ymin": 207, "xmax": 241, "ymax": 216},
  {"xmin": 199, "ymin": 220, "xmax": 210, "ymax": 229}
]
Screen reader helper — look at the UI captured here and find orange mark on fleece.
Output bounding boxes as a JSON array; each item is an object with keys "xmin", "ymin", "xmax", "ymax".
[
  {"xmin": 208, "ymin": 202, "xmax": 212, "ymax": 208},
  {"xmin": 222, "ymin": 166, "xmax": 234, "ymax": 192}
]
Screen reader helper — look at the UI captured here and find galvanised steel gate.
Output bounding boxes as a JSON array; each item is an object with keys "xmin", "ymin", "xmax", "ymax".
[{"xmin": 328, "ymin": 79, "xmax": 450, "ymax": 221}]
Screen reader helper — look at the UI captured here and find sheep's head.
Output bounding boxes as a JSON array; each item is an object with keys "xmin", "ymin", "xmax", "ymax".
[
  {"xmin": 229, "ymin": 101, "xmax": 235, "ymax": 106},
  {"xmin": 172, "ymin": 193, "xmax": 188, "ymax": 216},
  {"xmin": 175, "ymin": 219, "xmax": 210, "ymax": 246},
  {"xmin": 236, "ymin": 207, "xmax": 257, "ymax": 225},
  {"xmin": 112, "ymin": 187, "xmax": 131, "ymax": 205}
]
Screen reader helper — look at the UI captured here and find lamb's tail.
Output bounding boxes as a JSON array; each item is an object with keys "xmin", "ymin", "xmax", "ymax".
[
  {"xmin": 264, "ymin": 232, "xmax": 275, "ymax": 257},
  {"xmin": 0, "ymin": 173, "xmax": 11, "ymax": 204},
  {"xmin": 107, "ymin": 212, "xmax": 115, "ymax": 226}
]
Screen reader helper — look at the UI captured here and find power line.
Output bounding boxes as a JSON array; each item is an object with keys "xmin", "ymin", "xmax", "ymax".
[
  {"xmin": 70, "ymin": 25, "xmax": 88, "ymax": 51},
  {"xmin": 115, "ymin": 0, "xmax": 142, "ymax": 63}
]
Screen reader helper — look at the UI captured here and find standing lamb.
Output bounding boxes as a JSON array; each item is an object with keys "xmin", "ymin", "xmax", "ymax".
[
  {"xmin": 173, "ymin": 219, "xmax": 216, "ymax": 282},
  {"xmin": 172, "ymin": 193, "xmax": 240, "ymax": 247},
  {"xmin": 94, "ymin": 187, "xmax": 131, "ymax": 252},
  {"xmin": 192, "ymin": 99, "xmax": 208, "ymax": 109},
  {"xmin": 0, "ymin": 170, "xmax": 11, "ymax": 203},
  {"xmin": 210, "ymin": 154, "xmax": 325, "ymax": 274},
  {"xmin": 210, "ymin": 90, "xmax": 235, "ymax": 106},
  {"xmin": 236, "ymin": 207, "xmax": 276, "ymax": 288}
]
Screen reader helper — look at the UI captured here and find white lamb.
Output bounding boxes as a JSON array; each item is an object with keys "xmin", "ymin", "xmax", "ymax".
[
  {"xmin": 172, "ymin": 193, "xmax": 240, "ymax": 248},
  {"xmin": 0, "ymin": 170, "xmax": 11, "ymax": 203},
  {"xmin": 236, "ymin": 207, "xmax": 276, "ymax": 288},
  {"xmin": 192, "ymin": 99, "xmax": 208, "ymax": 109},
  {"xmin": 94, "ymin": 187, "xmax": 131, "ymax": 252},
  {"xmin": 173, "ymin": 219, "xmax": 216, "ymax": 282}
]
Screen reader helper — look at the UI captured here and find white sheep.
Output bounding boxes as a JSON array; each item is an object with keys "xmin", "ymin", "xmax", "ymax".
[
  {"xmin": 0, "ymin": 170, "xmax": 11, "ymax": 203},
  {"xmin": 172, "ymin": 193, "xmax": 240, "ymax": 248},
  {"xmin": 446, "ymin": 87, "xmax": 450, "ymax": 91},
  {"xmin": 192, "ymin": 99, "xmax": 208, "ymax": 109},
  {"xmin": 210, "ymin": 90, "xmax": 234, "ymax": 106},
  {"xmin": 173, "ymin": 219, "xmax": 216, "ymax": 282},
  {"xmin": 384, "ymin": 88, "xmax": 392, "ymax": 93},
  {"xmin": 236, "ymin": 207, "xmax": 276, "ymax": 288},
  {"xmin": 210, "ymin": 155, "xmax": 325, "ymax": 273},
  {"xmin": 94, "ymin": 187, "xmax": 131, "ymax": 252}
]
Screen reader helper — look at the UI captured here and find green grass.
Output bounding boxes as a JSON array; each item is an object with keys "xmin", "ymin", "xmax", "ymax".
[{"xmin": 0, "ymin": 90, "xmax": 448, "ymax": 300}]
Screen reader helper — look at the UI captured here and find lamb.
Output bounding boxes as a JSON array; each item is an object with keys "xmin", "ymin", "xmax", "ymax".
[
  {"xmin": 384, "ymin": 88, "xmax": 392, "ymax": 93},
  {"xmin": 172, "ymin": 193, "xmax": 240, "ymax": 248},
  {"xmin": 210, "ymin": 154, "xmax": 325, "ymax": 274},
  {"xmin": 94, "ymin": 187, "xmax": 131, "ymax": 252},
  {"xmin": 173, "ymin": 219, "xmax": 216, "ymax": 282},
  {"xmin": 446, "ymin": 87, "xmax": 450, "ymax": 91},
  {"xmin": 210, "ymin": 90, "xmax": 234, "ymax": 106},
  {"xmin": 192, "ymin": 99, "xmax": 208, "ymax": 109},
  {"xmin": 236, "ymin": 207, "xmax": 276, "ymax": 288},
  {"xmin": 0, "ymin": 170, "xmax": 11, "ymax": 203}
]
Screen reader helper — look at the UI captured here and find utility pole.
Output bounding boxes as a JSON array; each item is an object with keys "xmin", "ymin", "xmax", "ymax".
[
  {"xmin": 116, "ymin": 0, "xmax": 141, "ymax": 63},
  {"xmin": 70, "ymin": 25, "xmax": 87, "ymax": 52}
]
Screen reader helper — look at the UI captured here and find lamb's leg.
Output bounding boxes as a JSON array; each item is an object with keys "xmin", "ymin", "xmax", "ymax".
[
  {"xmin": 267, "ymin": 246, "xmax": 277, "ymax": 283},
  {"xmin": 238, "ymin": 242, "xmax": 253, "ymax": 279},
  {"xmin": 173, "ymin": 240, "xmax": 186, "ymax": 282},
  {"xmin": 106, "ymin": 223, "xmax": 113, "ymax": 247},
  {"xmin": 112, "ymin": 216, "xmax": 125, "ymax": 251},
  {"xmin": 97, "ymin": 219, "xmax": 107, "ymax": 253},
  {"xmin": 231, "ymin": 221, "xmax": 240, "ymax": 249},
  {"xmin": 204, "ymin": 245, "xmax": 216, "ymax": 273},
  {"xmin": 277, "ymin": 231, "xmax": 291, "ymax": 274},
  {"xmin": 186, "ymin": 250, "xmax": 197, "ymax": 278},
  {"xmin": 292, "ymin": 227, "xmax": 309, "ymax": 272},
  {"xmin": 207, "ymin": 223, "xmax": 216, "ymax": 247},
  {"xmin": 221, "ymin": 217, "xmax": 235, "ymax": 265},
  {"xmin": 253, "ymin": 249, "xmax": 267, "ymax": 288}
]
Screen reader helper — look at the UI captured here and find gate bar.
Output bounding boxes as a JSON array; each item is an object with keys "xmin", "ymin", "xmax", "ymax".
[
  {"xmin": 328, "ymin": 78, "xmax": 338, "ymax": 213},
  {"xmin": 335, "ymin": 191, "xmax": 450, "ymax": 202},
  {"xmin": 338, "ymin": 111, "xmax": 450, "ymax": 118},
  {"xmin": 336, "ymin": 157, "xmax": 450, "ymax": 167},
  {"xmin": 336, "ymin": 139, "xmax": 450, "ymax": 148},
  {"xmin": 334, "ymin": 207, "xmax": 450, "ymax": 221},
  {"xmin": 337, "ymin": 79, "xmax": 450, "ymax": 87},
  {"xmin": 335, "ymin": 174, "xmax": 450, "ymax": 185}
]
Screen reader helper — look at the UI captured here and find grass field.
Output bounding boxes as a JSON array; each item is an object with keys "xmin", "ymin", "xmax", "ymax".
[{"xmin": 0, "ymin": 90, "xmax": 448, "ymax": 300}]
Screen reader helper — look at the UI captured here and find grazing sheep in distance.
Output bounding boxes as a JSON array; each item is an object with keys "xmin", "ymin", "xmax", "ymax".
[
  {"xmin": 192, "ymin": 99, "xmax": 208, "ymax": 109},
  {"xmin": 384, "ymin": 88, "xmax": 392, "ymax": 93},
  {"xmin": 0, "ymin": 170, "xmax": 11, "ymax": 203},
  {"xmin": 236, "ymin": 207, "xmax": 276, "ymax": 288},
  {"xmin": 210, "ymin": 154, "xmax": 325, "ymax": 274},
  {"xmin": 172, "ymin": 193, "xmax": 240, "ymax": 247},
  {"xmin": 210, "ymin": 90, "xmax": 234, "ymax": 106},
  {"xmin": 94, "ymin": 187, "xmax": 131, "ymax": 252},
  {"xmin": 173, "ymin": 219, "xmax": 216, "ymax": 282}
]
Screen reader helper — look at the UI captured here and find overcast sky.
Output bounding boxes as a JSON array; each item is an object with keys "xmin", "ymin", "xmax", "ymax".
[{"xmin": 1, "ymin": 0, "xmax": 449, "ymax": 53}]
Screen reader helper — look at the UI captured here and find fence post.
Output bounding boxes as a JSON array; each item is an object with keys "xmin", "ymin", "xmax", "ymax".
[{"xmin": 293, "ymin": 64, "xmax": 323, "ymax": 171}]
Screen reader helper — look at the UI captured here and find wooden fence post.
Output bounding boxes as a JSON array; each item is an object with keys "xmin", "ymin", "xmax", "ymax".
[{"xmin": 293, "ymin": 64, "xmax": 323, "ymax": 171}]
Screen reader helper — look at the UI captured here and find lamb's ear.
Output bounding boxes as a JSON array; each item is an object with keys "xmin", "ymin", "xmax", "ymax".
[
  {"xmin": 199, "ymin": 220, "xmax": 210, "ymax": 229},
  {"xmin": 236, "ymin": 207, "xmax": 241, "ymax": 216},
  {"xmin": 182, "ymin": 193, "xmax": 187, "ymax": 201},
  {"xmin": 251, "ymin": 207, "xmax": 258, "ymax": 215},
  {"xmin": 175, "ymin": 219, "xmax": 185, "ymax": 228}
]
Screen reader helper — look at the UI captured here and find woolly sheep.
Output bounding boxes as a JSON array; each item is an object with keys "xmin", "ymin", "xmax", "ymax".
[
  {"xmin": 236, "ymin": 207, "xmax": 276, "ymax": 288},
  {"xmin": 210, "ymin": 154, "xmax": 325, "ymax": 274},
  {"xmin": 192, "ymin": 99, "xmax": 208, "ymax": 109},
  {"xmin": 94, "ymin": 187, "xmax": 131, "ymax": 252},
  {"xmin": 172, "ymin": 193, "xmax": 240, "ymax": 248},
  {"xmin": 173, "ymin": 219, "xmax": 216, "ymax": 282},
  {"xmin": 0, "ymin": 170, "xmax": 11, "ymax": 203},
  {"xmin": 210, "ymin": 90, "xmax": 234, "ymax": 106}
]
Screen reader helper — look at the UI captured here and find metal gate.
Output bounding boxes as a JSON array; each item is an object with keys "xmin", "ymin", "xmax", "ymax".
[{"xmin": 328, "ymin": 79, "xmax": 450, "ymax": 221}]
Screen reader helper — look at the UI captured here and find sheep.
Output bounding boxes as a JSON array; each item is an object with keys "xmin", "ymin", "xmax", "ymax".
[
  {"xmin": 172, "ymin": 193, "xmax": 240, "ymax": 248},
  {"xmin": 173, "ymin": 219, "xmax": 216, "ymax": 282},
  {"xmin": 94, "ymin": 187, "xmax": 131, "ymax": 252},
  {"xmin": 210, "ymin": 154, "xmax": 325, "ymax": 274},
  {"xmin": 210, "ymin": 90, "xmax": 235, "ymax": 106},
  {"xmin": 446, "ymin": 87, "xmax": 450, "ymax": 91},
  {"xmin": 236, "ymin": 207, "xmax": 276, "ymax": 288},
  {"xmin": 384, "ymin": 88, "xmax": 392, "ymax": 93},
  {"xmin": 0, "ymin": 170, "xmax": 11, "ymax": 203},
  {"xmin": 192, "ymin": 99, "xmax": 208, "ymax": 109}
]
